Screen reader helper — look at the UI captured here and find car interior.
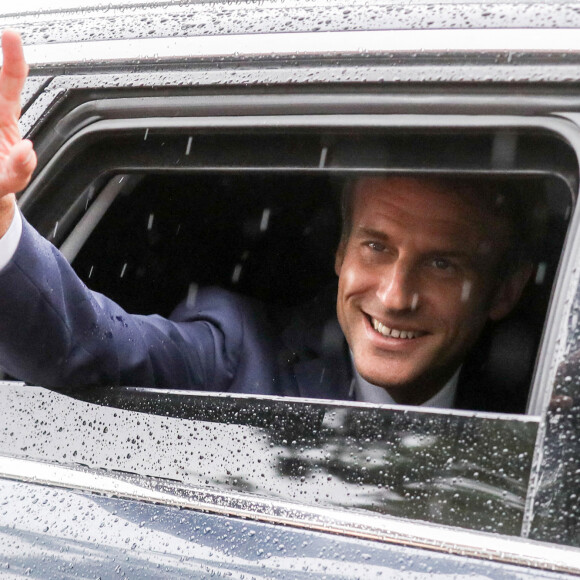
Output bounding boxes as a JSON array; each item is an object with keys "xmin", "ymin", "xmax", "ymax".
[{"xmin": 62, "ymin": 173, "xmax": 571, "ymax": 414}]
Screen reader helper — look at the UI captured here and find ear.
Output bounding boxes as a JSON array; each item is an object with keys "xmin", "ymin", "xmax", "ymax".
[
  {"xmin": 488, "ymin": 262, "xmax": 533, "ymax": 321},
  {"xmin": 334, "ymin": 242, "xmax": 345, "ymax": 277}
]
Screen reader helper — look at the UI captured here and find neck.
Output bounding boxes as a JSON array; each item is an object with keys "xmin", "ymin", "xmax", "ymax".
[{"xmin": 351, "ymin": 357, "xmax": 460, "ymax": 408}]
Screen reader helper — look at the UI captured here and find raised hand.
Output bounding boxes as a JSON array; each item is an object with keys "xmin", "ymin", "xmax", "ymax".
[{"xmin": 0, "ymin": 30, "xmax": 37, "ymax": 236}]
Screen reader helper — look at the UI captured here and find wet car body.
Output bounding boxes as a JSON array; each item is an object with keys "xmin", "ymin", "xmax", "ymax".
[{"xmin": 0, "ymin": 0, "xmax": 579, "ymax": 577}]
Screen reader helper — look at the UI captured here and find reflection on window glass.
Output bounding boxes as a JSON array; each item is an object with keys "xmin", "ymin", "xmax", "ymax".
[
  {"xmin": 531, "ymin": 280, "xmax": 580, "ymax": 548},
  {"xmin": 0, "ymin": 385, "xmax": 538, "ymax": 535}
]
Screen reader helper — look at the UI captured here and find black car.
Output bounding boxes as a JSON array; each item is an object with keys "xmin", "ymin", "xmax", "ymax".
[{"xmin": 0, "ymin": 1, "xmax": 578, "ymax": 577}]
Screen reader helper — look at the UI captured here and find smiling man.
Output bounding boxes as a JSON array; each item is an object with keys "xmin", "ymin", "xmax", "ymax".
[{"xmin": 334, "ymin": 176, "xmax": 532, "ymax": 406}]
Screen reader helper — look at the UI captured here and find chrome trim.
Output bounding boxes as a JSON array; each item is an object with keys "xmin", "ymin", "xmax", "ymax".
[
  {"xmin": 126, "ymin": 387, "xmax": 539, "ymax": 422},
  {"xmin": 0, "ymin": 454, "xmax": 577, "ymax": 575},
  {"xmin": 12, "ymin": 29, "xmax": 580, "ymax": 67}
]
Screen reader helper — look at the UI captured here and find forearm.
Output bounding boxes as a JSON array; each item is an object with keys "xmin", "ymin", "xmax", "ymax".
[{"xmin": 0, "ymin": 216, "xmax": 230, "ymax": 390}]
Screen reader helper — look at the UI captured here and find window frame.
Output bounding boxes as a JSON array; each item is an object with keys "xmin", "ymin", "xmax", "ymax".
[{"xmin": 20, "ymin": 104, "xmax": 580, "ymax": 417}]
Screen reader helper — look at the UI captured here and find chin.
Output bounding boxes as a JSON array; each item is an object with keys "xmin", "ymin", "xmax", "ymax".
[{"xmin": 356, "ymin": 363, "xmax": 419, "ymax": 391}]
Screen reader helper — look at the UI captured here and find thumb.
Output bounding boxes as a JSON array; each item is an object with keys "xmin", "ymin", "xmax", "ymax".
[{"xmin": 0, "ymin": 139, "xmax": 36, "ymax": 197}]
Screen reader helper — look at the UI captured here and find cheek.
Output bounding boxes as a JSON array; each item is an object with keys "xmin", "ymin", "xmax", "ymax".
[
  {"xmin": 427, "ymin": 279, "xmax": 483, "ymax": 323},
  {"xmin": 340, "ymin": 266, "xmax": 360, "ymax": 294},
  {"xmin": 459, "ymin": 274, "xmax": 501, "ymax": 315},
  {"xmin": 448, "ymin": 279, "xmax": 486, "ymax": 317},
  {"xmin": 338, "ymin": 259, "xmax": 373, "ymax": 298},
  {"xmin": 443, "ymin": 287, "xmax": 492, "ymax": 336}
]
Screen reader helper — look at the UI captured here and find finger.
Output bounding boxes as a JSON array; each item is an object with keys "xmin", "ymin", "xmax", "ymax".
[
  {"xmin": 11, "ymin": 139, "xmax": 36, "ymax": 187},
  {"xmin": 0, "ymin": 30, "xmax": 28, "ymax": 104},
  {"xmin": 13, "ymin": 138, "xmax": 35, "ymax": 167},
  {"xmin": 0, "ymin": 139, "xmax": 36, "ymax": 196}
]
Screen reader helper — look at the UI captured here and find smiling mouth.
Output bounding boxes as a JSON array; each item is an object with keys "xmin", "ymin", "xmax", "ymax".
[{"xmin": 370, "ymin": 317, "xmax": 425, "ymax": 340}]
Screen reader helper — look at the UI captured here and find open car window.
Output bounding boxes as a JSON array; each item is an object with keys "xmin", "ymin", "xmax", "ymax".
[
  {"xmin": 22, "ymin": 114, "xmax": 573, "ymax": 414},
  {"xmin": 2, "ymin": 88, "xmax": 580, "ymax": 573}
]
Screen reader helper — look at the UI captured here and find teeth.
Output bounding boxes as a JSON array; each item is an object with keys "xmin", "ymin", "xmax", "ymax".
[{"xmin": 371, "ymin": 318, "xmax": 418, "ymax": 339}]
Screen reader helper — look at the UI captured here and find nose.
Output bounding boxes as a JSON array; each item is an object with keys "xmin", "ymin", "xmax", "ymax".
[{"xmin": 376, "ymin": 262, "xmax": 418, "ymax": 312}]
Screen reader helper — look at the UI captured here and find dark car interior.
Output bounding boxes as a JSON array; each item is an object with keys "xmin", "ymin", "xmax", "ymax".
[{"xmin": 70, "ymin": 173, "xmax": 341, "ymax": 317}]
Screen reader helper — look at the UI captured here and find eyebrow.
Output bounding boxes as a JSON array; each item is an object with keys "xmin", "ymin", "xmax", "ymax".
[
  {"xmin": 354, "ymin": 227, "xmax": 389, "ymax": 241},
  {"xmin": 355, "ymin": 226, "xmax": 479, "ymax": 264}
]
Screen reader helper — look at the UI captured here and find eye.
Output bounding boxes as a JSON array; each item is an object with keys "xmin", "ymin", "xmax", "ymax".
[
  {"xmin": 432, "ymin": 258, "xmax": 451, "ymax": 270},
  {"xmin": 366, "ymin": 241, "xmax": 386, "ymax": 252},
  {"xmin": 429, "ymin": 257, "xmax": 457, "ymax": 274}
]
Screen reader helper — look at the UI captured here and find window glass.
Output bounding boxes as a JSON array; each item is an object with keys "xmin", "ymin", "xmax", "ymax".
[
  {"xmin": 0, "ymin": 383, "xmax": 538, "ymax": 535},
  {"xmin": 65, "ymin": 171, "xmax": 568, "ymax": 416},
  {"xmin": 530, "ymin": 266, "xmax": 580, "ymax": 548}
]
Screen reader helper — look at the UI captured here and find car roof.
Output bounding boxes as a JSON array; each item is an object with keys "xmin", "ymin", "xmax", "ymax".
[
  {"xmin": 4, "ymin": 0, "xmax": 580, "ymax": 41},
  {"xmin": 3, "ymin": 1, "xmax": 580, "ymax": 70}
]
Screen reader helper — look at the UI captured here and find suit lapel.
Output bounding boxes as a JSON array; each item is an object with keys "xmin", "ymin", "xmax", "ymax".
[{"xmin": 277, "ymin": 284, "xmax": 353, "ymax": 401}]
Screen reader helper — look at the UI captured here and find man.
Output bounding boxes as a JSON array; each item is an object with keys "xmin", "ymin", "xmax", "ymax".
[
  {"xmin": 333, "ymin": 176, "xmax": 532, "ymax": 407},
  {"xmin": 0, "ymin": 31, "xmax": 532, "ymax": 410}
]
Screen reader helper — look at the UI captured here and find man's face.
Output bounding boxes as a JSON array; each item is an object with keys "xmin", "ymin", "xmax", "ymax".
[{"xmin": 335, "ymin": 177, "xmax": 527, "ymax": 405}]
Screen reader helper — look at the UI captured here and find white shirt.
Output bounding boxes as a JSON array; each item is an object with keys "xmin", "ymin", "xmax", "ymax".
[
  {"xmin": 350, "ymin": 352, "xmax": 459, "ymax": 408},
  {"xmin": 0, "ymin": 205, "xmax": 22, "ymax": 271}
]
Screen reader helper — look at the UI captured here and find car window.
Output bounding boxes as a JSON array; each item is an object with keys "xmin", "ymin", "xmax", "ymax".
[{"xmin": 58, "ymin": 170, "xmax": 565, "ymax": 416}]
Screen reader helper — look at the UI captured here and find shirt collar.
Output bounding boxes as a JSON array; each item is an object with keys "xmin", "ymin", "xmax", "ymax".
[{"xmin": 349, "ymin": 353, "xmax": 459, "ymax": 408}]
